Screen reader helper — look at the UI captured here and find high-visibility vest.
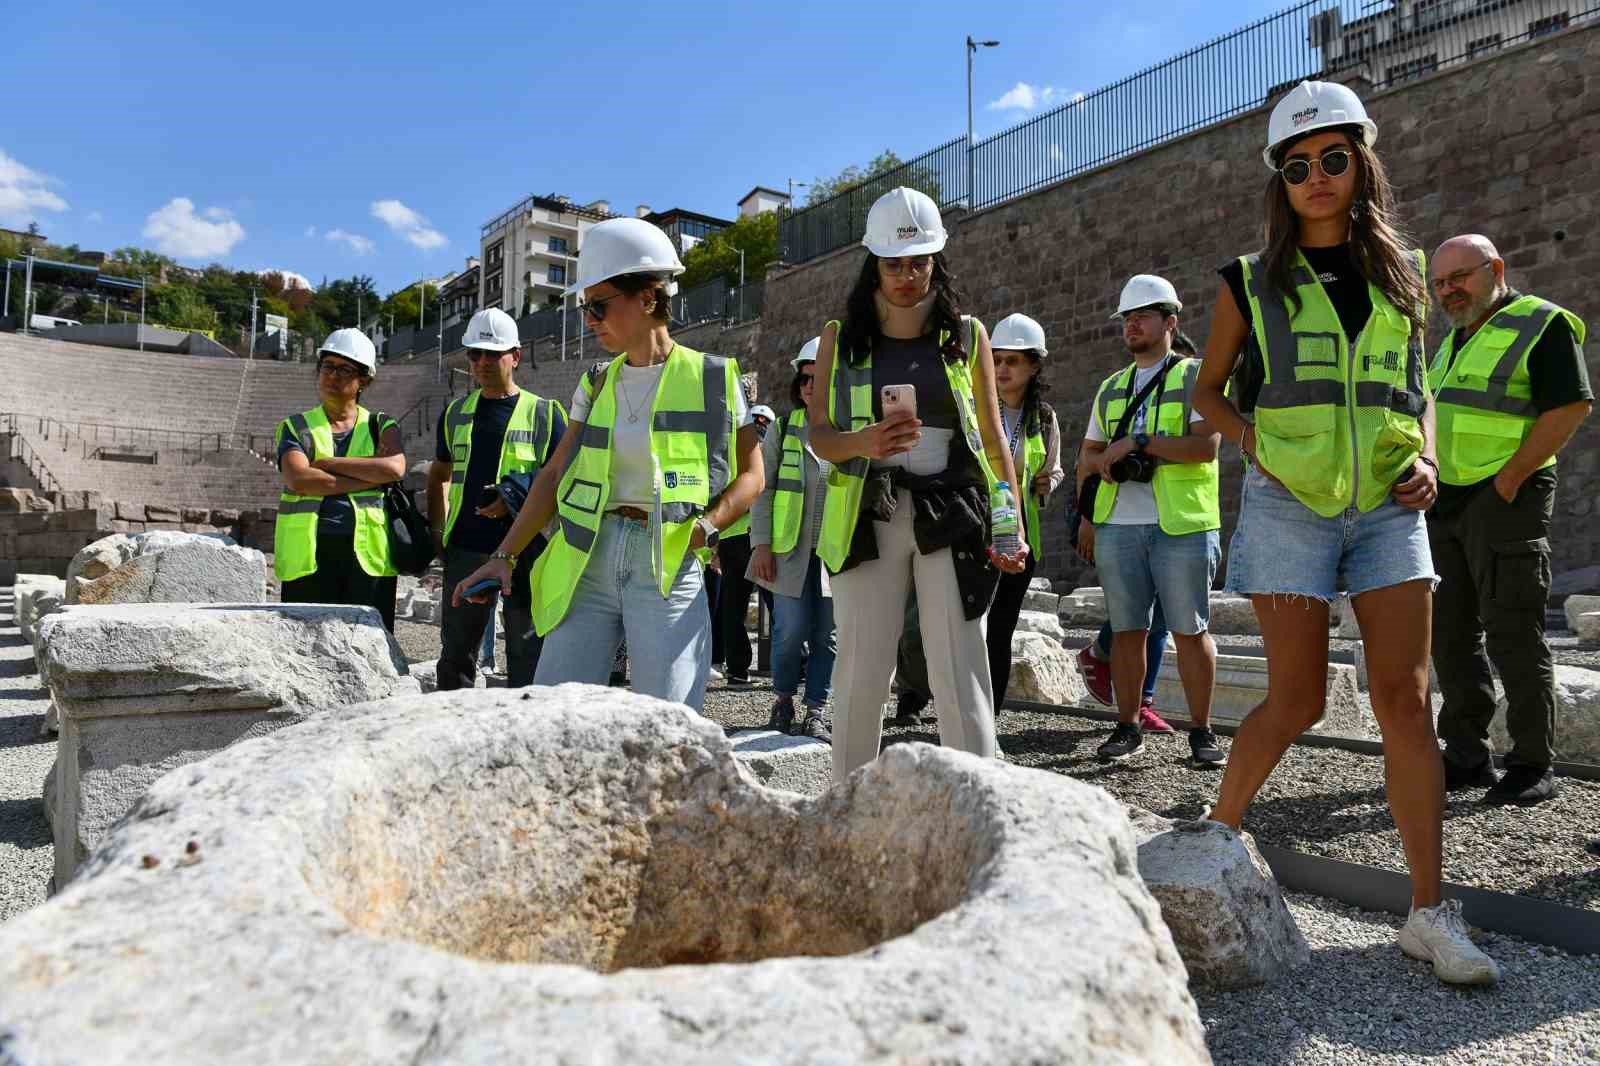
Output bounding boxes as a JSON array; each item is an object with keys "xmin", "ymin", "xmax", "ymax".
[
  {"xmin": 1428, "ymin": 295, "xmax": 1586, "ymax": 486},
  {"xmin": 769, "ymin": 408, "xmax": 808, "ymax": 554},
  {"xmin": 1011, "ymin": 406, "xmax": 1049, "ymax": 563},
  {"xmin": 529, "ymin": 344, "xmax": 742, "ymax": 636},
  {"xmin": 1239, "ymin": 249, "xmax": 1428, "ymax": 516},
  {"xmin": 1090, "ymin": 359, "xmax": 1221, "ymax": 535},
  {"xmin": 440, "ymin": 389, "xmax": 560, "ymax": 546},
  {"xmin": 273, "ymin": 405, "xmax": 395, "ymax": 581},
  {"xmin": 817, "ymin": 317, "xmax": 998, "ymax": 574}
]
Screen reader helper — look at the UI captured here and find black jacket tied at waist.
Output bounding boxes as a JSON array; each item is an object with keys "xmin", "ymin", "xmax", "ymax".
[{"xmin": 839, "ymin": 467, "xmax": 999, "ymax": 620}]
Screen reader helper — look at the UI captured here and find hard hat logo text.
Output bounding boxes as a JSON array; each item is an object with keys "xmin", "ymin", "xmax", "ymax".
[
  {"xmin": 1292, "ymin": 106, "xmax": 1319, "ymax": 127},
  {"xmin": 895, "ymin": 225, "xmax": 921, "ymax": 240}
]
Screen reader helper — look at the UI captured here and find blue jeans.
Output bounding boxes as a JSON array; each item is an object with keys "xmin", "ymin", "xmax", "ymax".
[
  {"xmin": 1094, "ymin": 598, "xmax": 1167, "ymax": 704},
  {"xmin": 1094, "ymin": 523, "xmax": 1220, "ymax": 635},
  {"xmin": 533, "ymin": 514, "xmax": 710, "ymax": 709},
  {"xmin": 478, "ymin": 605, "xmax": 496, "ymax": 670},
  {"xmin": 772, "ymin": 554, "xmax": 837, "ymax": 709}
]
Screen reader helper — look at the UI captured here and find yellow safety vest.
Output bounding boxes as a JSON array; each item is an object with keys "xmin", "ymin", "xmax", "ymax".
[
  {"xmin": 769, "ymin": 409, "xmax": 808, "ymax": 554},
  {"xmin": 273, "ymin": 405, "xmax": 395, "ymax": 581},
  {"xmin": 1239, "ymin": 249, "xmax": 1427, "ymax": 516},
  {"xmin": 1428, "ymin": 294, "xmax": 1586, "ymax": 485},
  {"xmin": 817, "ymin": 317, "xmax": 998, "ymax": 573},
  {"xmin": 440, "ymin": 389, "xmax": 561, "ymax": 546},
  {"xmin": 1090, "ymin": 359, "xmax": 1221, "ymax": 535},
  {"xmin": 529, "ymin": 344, "xmax": 742, "ymax": 636},
  {"xmin": 1010, "ymin": 406, "xmax": 1050, "ymax": 563}
]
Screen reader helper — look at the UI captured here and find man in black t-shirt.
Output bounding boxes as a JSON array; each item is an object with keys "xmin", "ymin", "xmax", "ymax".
[{"xmin": 1425, "ymin": 234, "xmax": 1591, "ymax": 806}]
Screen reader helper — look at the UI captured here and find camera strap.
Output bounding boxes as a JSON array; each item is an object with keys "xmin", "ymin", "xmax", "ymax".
[{"xmin": 1110, "ymin": 354, "xmax": 1176, "ymax": 443}]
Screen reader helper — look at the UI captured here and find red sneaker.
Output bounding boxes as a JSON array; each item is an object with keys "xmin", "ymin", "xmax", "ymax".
[
  {"xmin": 1138, "ymin": 700, "xmax": 1177, "ymax": 735},
  {"xmin": 1076, "ymin": 645, "xmax": 1114, "ymax": 706}
]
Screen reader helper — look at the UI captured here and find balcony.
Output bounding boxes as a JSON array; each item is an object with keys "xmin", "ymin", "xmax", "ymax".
[{"xmin": 525, "ymin": 243, "xmax": 576, "ymax": 262}]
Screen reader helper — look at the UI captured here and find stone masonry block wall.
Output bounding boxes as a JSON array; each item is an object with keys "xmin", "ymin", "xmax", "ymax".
[
  {"xmin": 0, "ymin": 489, "xmax": 242, "ymax": 583},
  {"xmin": 749, "ymin": 24, "xmax": 1600, "ymax": 589}
]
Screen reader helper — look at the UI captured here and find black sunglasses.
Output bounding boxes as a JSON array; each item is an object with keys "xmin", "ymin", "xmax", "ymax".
[
  {"xmin": 1279, "ymin": 148, "xmax": 1352, "ymax": 186},
  {"xmin": 797, "ymin": 372, "xmax": 815, "ymax": 384},
  {"xmin": 576, "ymin": 293, "xmax": 624, "ymax": 322}
]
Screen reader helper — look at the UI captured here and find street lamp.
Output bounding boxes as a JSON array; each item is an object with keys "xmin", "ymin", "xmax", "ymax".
[
  {"xmin": 967, "ymin": 35, "xmax": 1000, "ymax": 207},
  {"xmin": 786, "ymin": 178, "xmax": 808, "ymax": 207}
]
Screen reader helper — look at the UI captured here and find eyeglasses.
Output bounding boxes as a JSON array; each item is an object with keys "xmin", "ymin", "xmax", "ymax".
[
  {"xmin": 1278, "ymin": 148, "xmax": 1352, "ymax": 186},
  {"xmin": 1430, "ymin": 261, "xmax": 1493, "ymax": 294},
  {"xmin": 798, "ymin": 373, "xmax": 815, "ymax": 385},
  {"xmin": 879, "ymin": 256, "xmax": 934, "ymax": 277},
  {"xmin": 466, "ymin": 348, "xmax": 511, "ymax": 362},
  {"xmin": 576, "ymin": 293, "xmax": 624, "ymax": 322},
  {"xmin": 317, "ymin": 362, "xmax": 363, "ymax": 381}
]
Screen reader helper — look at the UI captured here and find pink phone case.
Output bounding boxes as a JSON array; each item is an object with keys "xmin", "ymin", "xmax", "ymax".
[{"xmin": 881, "ymin": 384, "xmax": 916, "ymax": 418}]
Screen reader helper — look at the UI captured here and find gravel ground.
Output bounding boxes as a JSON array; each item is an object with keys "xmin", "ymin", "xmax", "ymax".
[{"xmin": 0, "ymin": 591, "xmax": 56, "ymax": 923}]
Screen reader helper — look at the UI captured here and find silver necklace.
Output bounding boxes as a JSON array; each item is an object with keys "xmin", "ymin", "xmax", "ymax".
[{"xmin": 620, "ymin": 361, "xmax": 664, "ymax": 424}]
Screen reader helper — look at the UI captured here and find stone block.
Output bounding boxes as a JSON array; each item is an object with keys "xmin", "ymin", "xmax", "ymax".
[
  {"xmin": 9, "ymin": 512, "xmax": 50, "ymax": 534},
  {"xmin": 1022, "ymin": 588, "xmax": 1060, "ymax": 614},
  {"xmin": 1353, "ymin": 642, "xmax": 1439, "ymax": 694},
  {"xmin": 1552, "ymin": 565, "xmax": 1600, "ymax": 598},
  {"xmin": 1137, "ymin": 820, "xmax": 1309, "ymax": 990},
  {"xmin": 1154, "ymin": 651, "xmax": 1372, "ymax": 737},
  {"xmin": 144, "ymin": 504, "xmax": 181, "ymax": 523},
  {"xmin": 1577, "ymin": 611, "xmax": 1600, "ymax": 643},
  {"xmin": 1058, "ymin": 585, "xmax": 1107, "ymax": 628},
  {"xmin": 1008, "ymin": 632, "xmax": 1088, "ymax": 706},
  {"xmin": 113, "ymin": 500, "xmax": 145, "ymax": 521},
  {"xmin": 210, "ymin": 508, "xmax": 241, "ymax": 526},
  {"xmin": 0, "ymin": 487, "xmax": 46, "ymax": 513},
  {"xmin": 67, "ymin": 531, "xmax": 266, "ymax": 606},
  {"xmin": 50, "ymin": 507, "xmax": 116, "ymax": 532},
  {"xmin": 0, "ymin": 560, "xmax": 16, "ymax": 585},
  {"xmin": 1334, "ymin": 594, "xmax": 1361, "ymax": 639},
  {"xmin": 43, "ymin": 602, "xmax": 414, "ymax": 888},
  {"xmin": 1029, "ymin": 576, "xmax": 1053, "ymax": 592},
  {"xmin": 16, "ymin": 531, "xmax": 95, "ymax": 560},
  {"xmin": 1490, "ymin": 664, "xmax": 1600, "ymax": 764},
  {"xmin": 14, "ymin": 575, "xmax": 66, "ymax": 641},
  {"xmin": 182, "ymin": 508, "xmax": 210, "ymax": 524},
  {"xmin": 730, "ymin": 728, "xmax": 831, "ymax": 796},
  {"xmin": 1013, "ymin": 609, "xmax": 1065, "ymax": 641},
  {"xmin": 0, "ymin": 691, "xmax": 1208, "ymax": 1064},
  {"xmin": 1207, "ymin": 594, "xmax": 1259, "ymax": 635},
  {"xmin": 1563, "ymin": 594, "xmax": 1600, "ymax": 633}
]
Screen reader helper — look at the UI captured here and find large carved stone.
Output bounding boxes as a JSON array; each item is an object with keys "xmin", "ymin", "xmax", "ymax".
[
  {"xmin": 1153, "ymin": 650, "xmax": 1373, "ymax": 736},
  {"xmin": 1008, "ymin": 631, "xmax": 1090, "ymax": 706},
  {"xmin": 1489, "ymin": 663, "xmax": 1600, "ymax": 764},
  {"xmin": 1207, "ymin": 594, "xmax": 1260, "ymax": 636},
  {"xmin": 1058, "ymin": 585, "xmax": 1108, "ymax": 628},
  {"xmin": 65, "ymin": 531, "xmax": 265, "ymax": 605},
  {"xmin": 0, "ymin": 688, "xmax": 1209, "ymax": 1065}
]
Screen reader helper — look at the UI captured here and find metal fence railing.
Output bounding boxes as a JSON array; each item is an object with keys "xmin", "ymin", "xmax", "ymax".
[{"xmin": 780, "ymin": 0, "xmax": 1598, "ymax": 263}]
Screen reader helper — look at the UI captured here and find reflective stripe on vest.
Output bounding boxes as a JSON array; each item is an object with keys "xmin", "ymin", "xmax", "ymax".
[
  {"xmin": 770, "ymin": 408, "xmax": 808, "ymax": 554},
  {"xmin": 1428, "ymin": 295, "xmax": 1586, "ymax": 486},
  {"xmin": 1240, "ymin": 250, "xmax": 1427, "ymax": 517},
  {"xmin": 441, "ymin": 389, "xmax": 556, "ymax": 546},
  {"xmin": 1018, "ymin": 416, "xmax": 1047, "ymax": 563},
  {"xmin": 273, "ymin": 405, "xmax": 395, "ymax": 582},
  {"xmin": 1090, "ymin": 358, "xmax": 1221, "ymax": 535},
  {"xmin": 817, "ymin": 318, "xmax": 996, "ymax": 573},
  {"xmin": 530, "ymin": 345, "xmax": 737, "ymax": 636}
]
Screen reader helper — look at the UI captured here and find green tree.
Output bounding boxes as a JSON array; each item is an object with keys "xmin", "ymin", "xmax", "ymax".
[
  {"xmin": 805, "ymin": 150, "xmax": 906, "ymax": 205},
  {"xmin": 105, "ymin": 246, "xmax": 175, "ymax": 278},
  {"xmin": 678, "ymin": 212, "xmax": 779, "ymax": 290},
  {"xmin": 148, "ymin": 284, "xmax": 218, "ymax": 331}
]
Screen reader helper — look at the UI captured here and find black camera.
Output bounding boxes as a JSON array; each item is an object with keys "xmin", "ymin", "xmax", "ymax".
[{"xmin": 1108, "ymin": 452, "xmax": 1158, "ymax": 484}]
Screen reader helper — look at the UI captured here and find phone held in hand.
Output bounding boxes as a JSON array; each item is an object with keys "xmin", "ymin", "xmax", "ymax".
[
  {"xmin": 880, "ymin": 384, "xmax": 916, "ymax": 420},
  {"xmin": 463, "ymin": 577, "xmax": 501, "ymax": 598}
]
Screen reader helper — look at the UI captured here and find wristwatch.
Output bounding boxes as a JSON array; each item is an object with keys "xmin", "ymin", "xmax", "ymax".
[
  {"xmin": 696, "ymin": 517, "xmax": 720, "ymax": 549},
  {"xmin": 491, "ymin": 549, "xmax": 518, "ymax": 566},
  {"xmin": 1133, "ymin": 432, "xmax": 1151, "ymax": 452}
]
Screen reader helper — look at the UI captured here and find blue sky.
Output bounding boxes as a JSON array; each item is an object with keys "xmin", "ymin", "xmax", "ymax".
[{"xmin": 2, "ymin": 0, "xmax": 1293, "ymax": 294}]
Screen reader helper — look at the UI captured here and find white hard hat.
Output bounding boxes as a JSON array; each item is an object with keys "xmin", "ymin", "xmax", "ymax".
[
  {"xmin": 1263, "ymin": 80, "xmax": 1377, "ymax": 169},
  {"xmin": 317, "ymin": 328, "xmax": 377, "ymax": 375},
  {"xmin": 751, "ymin": 404, "xmax": 776, "ymax": 423},
  {"xmin": 861, "ymin": 187, "xmax": 947, "ymax": 258},
  {"xmin": 1113, "ymin": 275, "xmax": 1183, "ymax": 318},
  {"xmin": 463, "ymin": 307, "xmax": 520, "ymax": 351},
  {"xmin": 791, "ymin": 336, "xmax": 821, "ymax": 369},
  {"xmin": 990, "ymin": 313, "xmax": 1047, "ymax": 356},
  {"xmin": 565, "ymin": 217, "xmax": 684, "ymax": 298}
]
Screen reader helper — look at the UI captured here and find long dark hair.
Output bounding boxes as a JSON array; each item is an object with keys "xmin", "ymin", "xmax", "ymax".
[
  {"xmin": 839, "ymin": 251, "xmax": 968, "ymax": 367},
  {"xmin": 1015, "ymin": 350, "xmax": 1048, "ymax": 429},
  {"xmin": 1262, "ymin": 129, "xmax": 1426, "ymax": 336}
]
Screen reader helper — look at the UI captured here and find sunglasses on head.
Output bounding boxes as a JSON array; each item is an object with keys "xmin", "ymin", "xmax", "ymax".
[
  {"xmin": 1278, "ymin": 148, "xmax": 1352, "ymax": 186},
  {"xmin": 577, "ymin": 292, "xmax": 624, "ymax": 322}
]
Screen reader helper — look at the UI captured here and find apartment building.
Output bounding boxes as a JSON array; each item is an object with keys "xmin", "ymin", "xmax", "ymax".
[
  {"xmin": 1313, "ymin": 0, "xmax": 1582, "ymax": 87},
  {"xmin": 478, "ymin": 194, "xmax": 613, "ymax": 317}
]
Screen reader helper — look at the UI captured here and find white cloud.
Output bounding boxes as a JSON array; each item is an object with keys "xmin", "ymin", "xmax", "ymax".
[
  {"xmin": 326, "ymin": 228, "xmax": 375, "ymax": 255},
  {"xmin": 988, "ymin": 82, "xmax": 1057, "ymax": 111},
  {"xmin": 304, "ymin": 225, "xmax": 318, "ymax": 238},
  {"xmin": 85, "ymin": 210, "xmax": 104, "ymax": 224},
  {"xmin": 0, "ymin": 150, "xmax": 69, "ymax": 227},
  {"xmin": 141, "ymin": 198, "xmax": 246, "ymax": 259},
  {"xmin": 371, "ymin": 198, "xmax": 447, "ymax": 250},
  {"xmin": 1049, "ymin": 143, "xmax": 1065, "ymax": 162}
]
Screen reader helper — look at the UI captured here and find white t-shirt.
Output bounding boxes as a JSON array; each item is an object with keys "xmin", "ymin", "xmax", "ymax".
[
  {"xmin": 569, "ymin": 360, "xmax": 752, "ymax": 509},
  {"xmin": 1086, "ymin": 363, "xmax": 1204, "ymax": 526}
]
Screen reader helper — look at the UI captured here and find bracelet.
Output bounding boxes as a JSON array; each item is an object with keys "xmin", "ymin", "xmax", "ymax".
[
  {"xmin": 1416, "ymin": 455, "xmax": 1439, "ymax": 473},
  {"xmin": 491, "ymin": 549, "xmax": 518, "ymax": 565}
]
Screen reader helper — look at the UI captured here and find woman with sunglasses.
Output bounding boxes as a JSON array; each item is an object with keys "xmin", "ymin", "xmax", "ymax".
[
  {"xmin": 1191, "ymin": 80, "xmax": 1499, "ymax": 985},
  {"xmin": 749, "ymin": 337, "xmax": 838, "ymax": 739},
  {"xmin": 274, "ymin": 328, "xmax": 406, "ymax": 630},
  {"xmin": 454, "ymin": 217, "xmax": 763, "ymax": 709},
  {"xmin": 810, "ymin": 187, "xmax": 1028, "ymax": 781}
]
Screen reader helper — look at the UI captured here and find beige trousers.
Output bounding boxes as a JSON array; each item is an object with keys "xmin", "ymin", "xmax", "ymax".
[{"xmin": 830, "ymin": 489, "xmax": 998, "ymax": 781}]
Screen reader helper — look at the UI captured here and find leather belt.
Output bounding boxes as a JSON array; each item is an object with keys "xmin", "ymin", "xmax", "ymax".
[{"xmin": 607, "ymin": 506, "xmax": 650, "ymax": 522}]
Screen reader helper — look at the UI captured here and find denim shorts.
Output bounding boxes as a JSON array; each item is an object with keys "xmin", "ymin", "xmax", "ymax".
[
  {"xmin": 1094, "ymin": 523, "xmax": 1220, "ymax": 635},
  {"xmin": 1225, "ymin": 465, "xmax": 1436, "ymax": 603}
]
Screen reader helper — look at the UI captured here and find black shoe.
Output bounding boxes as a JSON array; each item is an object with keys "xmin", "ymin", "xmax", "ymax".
[
  {"xmin": 1443, "ymin": 756, "xmax": 1500, "ymax": 792},
  {"xmin": 1097, "ymin": 722, "xmax": 1144, "ymax": 762},
  {"xmin": 1188, "ymin": 726, "xmax": 1226, "ymax": 769},
  {"xmin": 799, "ymin": 712, "xmax": 832, "ymax": 744},
  {"xmin": 725, "ymin": 673, "xmax": 753, "ymax": 688},
  {"xmin": 887, "ymin": 690, "xmax": 927, "ymax": 727},
  {"xmin": 1483, "ymin": 765, "xmax": 1558, "ymax": 806},
  {"xmin": 764, "ymin": 698, "xmax": 796, "ymax": 735}
]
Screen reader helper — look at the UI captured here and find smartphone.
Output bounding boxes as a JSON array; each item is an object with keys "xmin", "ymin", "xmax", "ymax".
[
  {"xmin": 477, "ymin": 485, "xmax": 500, "ymax": 509},
  {"xmin": 463, "ymin": 577, "xmax": 502, "ymax": 598},
  {"xmin": 880, "ymin": 384, "xmax": 917, "ymax": 420}
]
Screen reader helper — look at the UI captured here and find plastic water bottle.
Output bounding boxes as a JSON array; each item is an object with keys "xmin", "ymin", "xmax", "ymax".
[{"xmin": 991, "ymin": 481, "xmax": 1021, "ymax": 558}]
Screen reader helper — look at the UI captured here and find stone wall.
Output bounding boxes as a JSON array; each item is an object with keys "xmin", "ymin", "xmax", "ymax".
[
  {"xmin": 0, "ymin": 488, "xmax": 242, "ymax": 583},
  {"xmin": 748, "ymin": 24, "xmax": 1600, "ymax": 589}
]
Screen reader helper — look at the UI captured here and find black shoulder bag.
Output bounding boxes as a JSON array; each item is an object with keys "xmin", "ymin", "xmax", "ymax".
[
  {"xmin": 368, "ymin": 410, "xmax": 435, "ymax": 576},
  {"xmin": 1070, "ymin": 357, "xmax": 1173, "ymax": 546}
]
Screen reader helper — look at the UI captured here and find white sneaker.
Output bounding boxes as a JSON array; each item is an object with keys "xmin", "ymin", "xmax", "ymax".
[
  {"xmin": 708, "ymin": 667, "xmax": 724, "ymax": 682},
  {"xmin": 1398, "ymin": 899, "xmax": 1501, "ymax": 985}
]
